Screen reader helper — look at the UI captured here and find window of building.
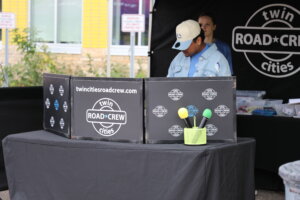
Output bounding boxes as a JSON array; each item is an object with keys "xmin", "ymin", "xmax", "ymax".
[
  {"xmin": 110, "ymin": 0, "xmax": 150, "ymax": 56},
  {"xmin": 30, "ymin": 0, "xmax": 82, "ymax": 54},
  {"xmin": 0, "ymin": 0, "xmax": 2, "ymax": 42}
]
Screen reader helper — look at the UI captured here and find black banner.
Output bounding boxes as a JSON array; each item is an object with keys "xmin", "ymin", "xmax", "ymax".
[
  {"xmin": 150, "ymin": 0, "xmax": 300, "ymax": 100},
  {"xmin": 145, "ymin": 77, "xmax": 236, "ymax": 143},
  {"xmin": 43, "ymin": 74, "xmax": 71, "ymax": 138},
  {"xmin": 71, "ymin": 77, "xmax": 144, "ymax": 143}
]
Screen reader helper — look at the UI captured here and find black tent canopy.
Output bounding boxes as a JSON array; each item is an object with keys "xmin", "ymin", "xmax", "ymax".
[{"xmin": 150, "ymin": 0, "xmax": 300, "ymax": 100}]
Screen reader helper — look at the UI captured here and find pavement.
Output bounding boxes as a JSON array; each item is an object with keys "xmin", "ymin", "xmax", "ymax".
[
  {"xmin": 0, "ymin": 189, "xmax": 285, "ymax": 200},
  {"xmin": 256, "ymin": 190, "xmax": 284, "ymax": 200}
]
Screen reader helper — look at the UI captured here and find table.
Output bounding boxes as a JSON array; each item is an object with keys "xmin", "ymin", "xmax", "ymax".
[
  {"xmin": 3, "ymin": 130, "xmax": 255, "ymax": 200},
  {"xmin": 237, "ymin": 114, "xmax": 300, "ymax": 190}
]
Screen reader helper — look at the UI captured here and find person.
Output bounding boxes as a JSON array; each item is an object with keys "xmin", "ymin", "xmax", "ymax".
[
  {"xmin": 198, "ymin": 12, "xmax": 233, "ymax": 74},
  {"xmin": 167, "ymin": 19, "xmax": 231, "ymax": 77}
]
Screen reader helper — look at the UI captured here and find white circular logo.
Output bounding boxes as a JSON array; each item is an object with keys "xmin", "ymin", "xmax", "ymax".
[
  {"xmin": 49, "ymin": 84, "xmax": 54, "ymax": 95},
  {"xmin": 206, "ymin": 124, "xmax": 218, "ymax": 136},
  {"xmin": 202, "ymin": 88, "xmax": 217, "ymax": 100},
  {"xmin": 86, "ymin": 98, "xmax": 127, "ymax": 137},
  {"xmin": 59, "ymin": 118, "xmax": 65, "ymax": 130},
  {"xmin": 45, "ymin": 98, "xmax": 50, "ymax": 109},
  {"xmin": 214, "ymin": 105, "xmax": 230, "ymax": 117},
  {"xmin": 152, "ymin": 105, "xmax": 168, "ymax": 118},
  {"xmin": 63, "ymin": 101, "xmax": 68, "ymax": 112},
  {"xmin": 59, "ymin": 85, "xmax": 64, "ymax": 96},
  {"xmin": 168, "ymin": 125, "xmax": 183, "ymax": 137},
  {"xmin": 168, "ymin": 89, "xmax": 183, "ymax": 101},
  {"xmin": 233, "ymin": 4, "xmax": 300, "ymax": 78},
  {"xmin": 50, "ymin": 116, "xmax": 55, "ymax": 127}
]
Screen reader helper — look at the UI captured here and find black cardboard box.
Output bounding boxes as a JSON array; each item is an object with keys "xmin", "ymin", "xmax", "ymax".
[
  {"xmin": 43, "ymin": 74, "xmax": 236, "ymax": 144},
  {"xmin": 145, "ymin": 77, "xmax": 236, "ymax": 143},
  {"xmin": 71, "ymin": 77, "xmax": 144, "ymax": 143},
  {"xmin": 43, "ymin": 73, "xmax": 71, "ymax": 138}
]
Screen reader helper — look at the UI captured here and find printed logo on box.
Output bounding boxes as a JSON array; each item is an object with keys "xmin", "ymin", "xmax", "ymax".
[
  {"xmin": 59, "ymin": 85, "xmax": 64, "ymax": 96},
  {"xmin": 63, "ymin": 101, "xmax": 68, "ymax": 112},
  {"xmin": 45, "ymin": 98, "xmax": 50, "ymax": 109},
  {"xmin": 50, "ymin": 116, "xmax": 55, "ymax": 127},
  {"xmin": 152, "ymin": 105, "xmax": 168, "ymax": 118},
  {"xmin": 54, "ymin": 99, "xmax": 59, "ymax": 111},
  {"xmin": 168, "ymin": 89, "xmax": 183, "ymax": 101},
  {"xmin": 86, "ymin": 98, "xmax": 127, "ymax": 137},
  {"xmin": 59, "ymin": 118, "xmax": 65, "ymax": 130},
  {"xmin": 49, "ymin": 84, "xmax": 54, "ymax": 95},
  {"xmin": 214, "ymin": 105, "xmax": 230, "ymax": 117},
  {"xmin": 202, "ymin": 88, "xmax": 217, "ymax": 101},
  {"xmin": 206, "ymin": 124, "xmax": 218, "ymax": 136},
  {"xmin": 168, "ymin": 125, "xmax": 184, "ymax": 137}
]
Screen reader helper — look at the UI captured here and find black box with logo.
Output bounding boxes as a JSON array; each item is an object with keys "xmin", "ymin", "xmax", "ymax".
[
  {"xmin": 71, "ymin": 77, "xmax": 144, "ymax": 143},
  {"xmin": 43, "ymin": 73, "xmax": 71, "ymax": 138},
  {"xmin": 145, "ymin": 77, "xmax": 236, "ymax": 144}
]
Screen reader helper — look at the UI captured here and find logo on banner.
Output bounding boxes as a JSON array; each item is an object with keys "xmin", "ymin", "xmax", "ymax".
[
  {"xmin": 168, "ymin": 89, "xmax": 183, "ymax": 101},
  {"xmin": 50, "ymin": 116, "xmax": 55, "ymax": 127},
  {"xmin": 63, "ymin": 101, "xmax": 68, "ymax": 112},
  {"xmin": 59, "ymin": 85, "xmax": 64, "ymax": 96},
  {"xmin": 232, "ymin": 4, "xmax": 300, "ymax": 78},
  {"xmin": 214, "ymin": 105, "xmax": 230, "ymax": 117},
  {"xmin": 45, "ymin": 98, "xmax": 50, "ymax": 109},
  {"xmin": 206, "ymin": 124, "xmax": 218, "ymax": 136},
  {"xmin": 152, "ymin": 105, "xmax": 168, "ymax": 118},
  {"xmin": 86, "ymin": 98, "xmax": 127, "ymax": 137},
  {"xmin": 168, "ymin": 125, "xmax": 184, "ymax": 137},
  {"xmin": 202, "ymin": 88, "xmax": 217, "ymax": 100},
  {"xmin": 49, "ymin": 84, "xmax": 54, "ymax": 95},
  {"xmin": 54, "ymin": 99, "xmax": 59, "ymax": 111},
  {"xmin": 59, "ymin": 118, "xmax": 65, "ymax": 130}
]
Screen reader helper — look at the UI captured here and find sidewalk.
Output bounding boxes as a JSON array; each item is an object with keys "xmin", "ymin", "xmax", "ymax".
[
  {"xmin": 256, "ymin": 190, "xmax": 284, "ymax": 200},
  {"xmin": 0, "ymin": 189, "xmax": 284, "ymax": 200}
]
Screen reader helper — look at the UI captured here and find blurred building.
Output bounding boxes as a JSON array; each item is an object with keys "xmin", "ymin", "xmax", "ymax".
[{"xmin": 0, "ymin": 0, "xmax": 151, "ymax": 76}]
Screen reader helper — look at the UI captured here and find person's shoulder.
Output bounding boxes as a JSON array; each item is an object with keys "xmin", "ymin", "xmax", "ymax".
[
  {"xmin": 171, "ymin": 51, "xmax": 188, "ymax": 64},
  {"xmin": 171, "ymin": 51, "xmax": 182, "ymax": 59},
  {"xmin": 208, "ymin": 44, "xmax": 228, "ymax": 61},
  {"xmin": 173, "ymin": 51, "xmax": 186, "ymax": 60},
  {"xmin": 207, "ymin": 43, "xmax": 221, "ymax": 54},
  {"xmin": 215, "ymin": 39, "xmax": 230, "ymax": 49},
  {"xmin": 206, "ymin": 43, "xmax": 218, "ymax": 51}
]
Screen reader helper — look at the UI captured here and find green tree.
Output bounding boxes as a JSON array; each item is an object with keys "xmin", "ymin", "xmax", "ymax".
[{"xmin": 0, "ymin": 28, "xmax": 148, "ymax": 87}]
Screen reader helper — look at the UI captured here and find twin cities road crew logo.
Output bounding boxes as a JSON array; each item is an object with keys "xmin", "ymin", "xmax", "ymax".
[
  {"xmin": 232, "ymin": 4, "xmax": 300, "ymax": 78},
  {"xmin": 168, "ymin": 125, "xmax": 183, "ymax": 137},
  {"xmin": 202, "ymin": 88, "xmax": 217, "ymax": 101},
  {"xmin": 168, "ymin": 89, "xmax": 183, "ymax": 101},
  {"xmin": 86, "ymin": 98, "xmax": 127, "ymax": 137}
]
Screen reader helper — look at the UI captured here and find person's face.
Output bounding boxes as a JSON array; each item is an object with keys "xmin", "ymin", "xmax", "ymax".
[
  {"xmin": 198, "ymin": 16, "xmax": 216, "ymax": 38},
  {"xmin": 182, "ymin": 37, "xmax": 201, "ymax": 57}
]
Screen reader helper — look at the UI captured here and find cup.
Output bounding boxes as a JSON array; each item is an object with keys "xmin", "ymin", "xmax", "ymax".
[{"xmin": 184, "ymin": 127, "xmax": 206, "ymax": 145}]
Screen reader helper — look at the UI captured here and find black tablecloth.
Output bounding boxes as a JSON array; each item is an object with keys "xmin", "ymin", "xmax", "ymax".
[
  {"xmin": 237, "ymin": 114, "xmax": 300, "ymax": 190},
  {"xmin": 3, "ymin": 130, "xmax": 255, "ymax": 200}
]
